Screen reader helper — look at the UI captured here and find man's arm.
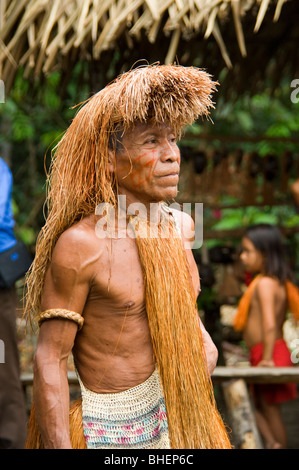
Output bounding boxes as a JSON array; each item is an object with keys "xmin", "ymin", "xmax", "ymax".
[
  {"xmin": 34, "ymin": 320, "xmax": 78, "ymax": 448},
  {"xmin": 197, "ymin": 317, "xmax": 219, "ymax": 373},
  {"xmin": 33, "ymin": 227, "xmax": 92, "ymax": 448}
]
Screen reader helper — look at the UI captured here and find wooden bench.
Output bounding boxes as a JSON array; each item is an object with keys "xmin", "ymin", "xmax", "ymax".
[
  {"xmin": 21, "ymin": 366, "xmax": 299, "ymax": 449},
  {"xmin": 212, "ymin": 366, "xmax": 299, "ymax": 384},
  {"xmin": 21, "ymin": 366, "xmax": 299, "ymax": 386},
  {"xmin": 211, "ymin": 366, "xmax": 299, "ymax": 449}
]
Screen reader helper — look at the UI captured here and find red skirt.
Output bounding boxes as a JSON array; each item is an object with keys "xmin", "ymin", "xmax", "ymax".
[{"xmin": 249, "ymin": 339, "xmax": 297, "ymax": 404}]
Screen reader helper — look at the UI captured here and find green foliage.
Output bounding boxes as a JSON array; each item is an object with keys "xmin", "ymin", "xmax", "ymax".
[
  {"xmin": 17, "ymin": 226, "xmax": 36, "ymax": 246},
  {"xmin": 188, "ymin": 77, "xmax": 299, "ymax": 235},
  {"xmin": 204, "ymin": 78, "xmax": 299, "ymax": 157},
  {"xmin": 0, "ymin": 64, "xmax": 90, "ymax": 245},
  {"xmin": 212, "ymin": 206, "xmax": 285, "ymax": 231}
]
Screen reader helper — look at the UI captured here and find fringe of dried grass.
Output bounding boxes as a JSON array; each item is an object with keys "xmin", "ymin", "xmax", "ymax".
[
  {"xmin": 24, "ymin": 64, "xmax": 217, "ymax": 325},
  {"xmin": 25, "ymin": 400, "xmax": 86, "ymax": 449},
  {"xmin": 135, "ymin": 219, "xmax": 231, "ymax": 449}
]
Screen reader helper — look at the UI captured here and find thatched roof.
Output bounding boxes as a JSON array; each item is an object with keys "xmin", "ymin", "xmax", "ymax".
[{"xmin": 0, "ymin": 0, "xmax": 298, "ymax": 96}]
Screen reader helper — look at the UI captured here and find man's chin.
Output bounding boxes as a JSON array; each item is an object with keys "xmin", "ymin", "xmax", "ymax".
[{"xmin": 159, "ymin": 187, "xmax": 178, "ymax": 201}]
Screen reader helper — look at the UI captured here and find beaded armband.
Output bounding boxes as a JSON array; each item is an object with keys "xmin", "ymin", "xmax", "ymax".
[{"xmin": 38, "ymin": 309, "xmax": 84, "ymax": 330}]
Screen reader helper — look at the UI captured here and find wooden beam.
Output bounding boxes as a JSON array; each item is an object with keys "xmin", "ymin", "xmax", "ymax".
[
  {"xmin": 221, "ymin": 378, "xmax": 263, "ymax": 449},
  {"xmin": 21, "ymin": 366, "xmax": 299, "ymax": 387},
  {"xmin": 177, "ymin": 199, "xmax": 295, "ymax": 210},
  {"xmin": 212, "ymin": 366, "xmax": 299, "ymax": 384},
  {"xmin": 203, "ymin": 226, "xmax": 299, "ymax": 240},
  {"xmin": 183, "ymin": 132, "xmax": 299, "ymax": 144}
]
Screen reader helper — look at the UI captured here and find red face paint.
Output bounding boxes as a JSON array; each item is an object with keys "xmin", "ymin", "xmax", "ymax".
[{"xmin": 114, "ymin": 122, "xmax": 180, "ymax": 203}]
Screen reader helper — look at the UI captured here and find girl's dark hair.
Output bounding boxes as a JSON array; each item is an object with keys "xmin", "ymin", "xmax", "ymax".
[{"xmin": 243, "ymin": 223, "xmax": 293, "ymax": 283}]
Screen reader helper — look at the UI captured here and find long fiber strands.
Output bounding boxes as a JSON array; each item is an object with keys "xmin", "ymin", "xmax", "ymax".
[
  {"xmin": 134, "ymin": 218, "xmax": 231, "ymax": 449},
  {"xmin": 24, "ymin": 64, "xmax": 217, "ymax": 325},
  {"xmin": 25, "ymin": 400, "xmax": 87, "ymax": 449}
]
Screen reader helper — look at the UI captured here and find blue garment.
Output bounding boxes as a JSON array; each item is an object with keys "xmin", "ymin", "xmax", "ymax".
[{"xmin": 0, "ymin": 158, "xmax": 17, "ymax": 253}]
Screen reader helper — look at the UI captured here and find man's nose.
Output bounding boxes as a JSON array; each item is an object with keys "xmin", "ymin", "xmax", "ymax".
[{"xmin": 160, "ymin": 140, "xmax": 180, "ymax": 162}]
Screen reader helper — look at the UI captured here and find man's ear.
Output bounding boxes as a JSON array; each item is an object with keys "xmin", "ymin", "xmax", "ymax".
[{"xmin": 108, "ymin": 149, "xmax": 116, "ymax": 173}]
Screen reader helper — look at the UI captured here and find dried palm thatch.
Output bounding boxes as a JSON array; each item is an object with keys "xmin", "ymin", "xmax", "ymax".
[{"xmin": 0, "ymin": 0, "xmax": 297, "ymax": 95}]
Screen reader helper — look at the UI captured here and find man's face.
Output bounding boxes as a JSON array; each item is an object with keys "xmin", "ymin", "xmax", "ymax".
[{"xmin": 112, "ymin": 122, "xmax": 180, "ymax": 204}]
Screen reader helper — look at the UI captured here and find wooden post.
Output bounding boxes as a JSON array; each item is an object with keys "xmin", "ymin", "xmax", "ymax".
[{"xmin": 222, "ymin": 378, "xmax": 263, "ymax": 449}]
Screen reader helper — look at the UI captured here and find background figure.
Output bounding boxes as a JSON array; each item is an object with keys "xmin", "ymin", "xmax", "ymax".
[
  {"xmin": 234, "ymin": 223, "xmax": 299, "ymax": 449},
  {"xmin": 290, "ymin": 178, "xmax": 299, "ymax": 208},
  {"xmin": 0, "ymin": 157, "xmax": 27, "ymax": 449}
]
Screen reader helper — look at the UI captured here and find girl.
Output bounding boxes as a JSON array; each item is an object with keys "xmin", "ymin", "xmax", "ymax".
[{"xmin": 234, "ymin": 224, "xmax": 299, "ymax": 449}]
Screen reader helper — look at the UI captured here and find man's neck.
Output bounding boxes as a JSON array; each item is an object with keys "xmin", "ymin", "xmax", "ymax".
[{"xmin": 117, "ymin": 192, "xmax": 163, "ymax": 224}]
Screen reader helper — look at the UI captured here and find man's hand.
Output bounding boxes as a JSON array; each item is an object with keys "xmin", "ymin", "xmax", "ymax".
[{"xmin": 198, "ymin": 318, "xmax": 218, "ymax": 374}]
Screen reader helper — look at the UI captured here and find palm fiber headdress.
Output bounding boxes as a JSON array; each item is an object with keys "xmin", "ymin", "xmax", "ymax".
[{"xmin": 25, "ymin": 64, "xmax": 231, "ymax": 448}]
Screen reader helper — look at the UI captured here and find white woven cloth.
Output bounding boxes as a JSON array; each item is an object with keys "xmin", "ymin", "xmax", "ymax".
[{"xmin": 77, "ymin": 368, "xmax": 170, "ymax": 449}]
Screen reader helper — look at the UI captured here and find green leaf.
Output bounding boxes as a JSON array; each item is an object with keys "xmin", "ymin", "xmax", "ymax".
[{"xmin": 17, "ymin": 226, "xmax": 36, "ymax": 245}]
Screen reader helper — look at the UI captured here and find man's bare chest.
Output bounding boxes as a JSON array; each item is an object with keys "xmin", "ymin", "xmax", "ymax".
[{"xmin": 86, "ymin": 237, "xmax": 145, "ymax": 313}]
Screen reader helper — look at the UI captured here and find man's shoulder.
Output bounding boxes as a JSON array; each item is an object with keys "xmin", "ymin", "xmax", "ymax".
[
  {"xmin": 52, "ymin": 216, "xmax": 101, "ymax": 265},
  {"xmin": 55, "ymin": 216, "xmax": 95, "ymax": 246},
  {"xmin": 167, "ymin": 205, "xmax": 195, "ymax": 243}
]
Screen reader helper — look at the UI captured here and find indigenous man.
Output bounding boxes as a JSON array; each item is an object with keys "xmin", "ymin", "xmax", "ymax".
[{"xmin": 25, "ymin": 65, "xmax": 231, "ymax": 449}]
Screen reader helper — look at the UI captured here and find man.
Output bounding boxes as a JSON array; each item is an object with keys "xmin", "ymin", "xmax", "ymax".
[
  {"xmin": 25, "ymin": 65, "xmax": 231, "ymax": 449},
  {"xmin": 0, "ymin": 157, "xmax": 27, "ymax": 448}
]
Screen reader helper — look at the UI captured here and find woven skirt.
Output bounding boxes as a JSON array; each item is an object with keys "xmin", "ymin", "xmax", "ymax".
[{"xmin": 77, "ymin": 368, "xmax": 170, "ymax": 449}]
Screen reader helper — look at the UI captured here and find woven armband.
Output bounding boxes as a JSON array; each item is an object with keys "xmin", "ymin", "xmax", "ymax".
[{"xmin": 38, "ymin": 309, "xmax": 84, "ymax": 330}]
